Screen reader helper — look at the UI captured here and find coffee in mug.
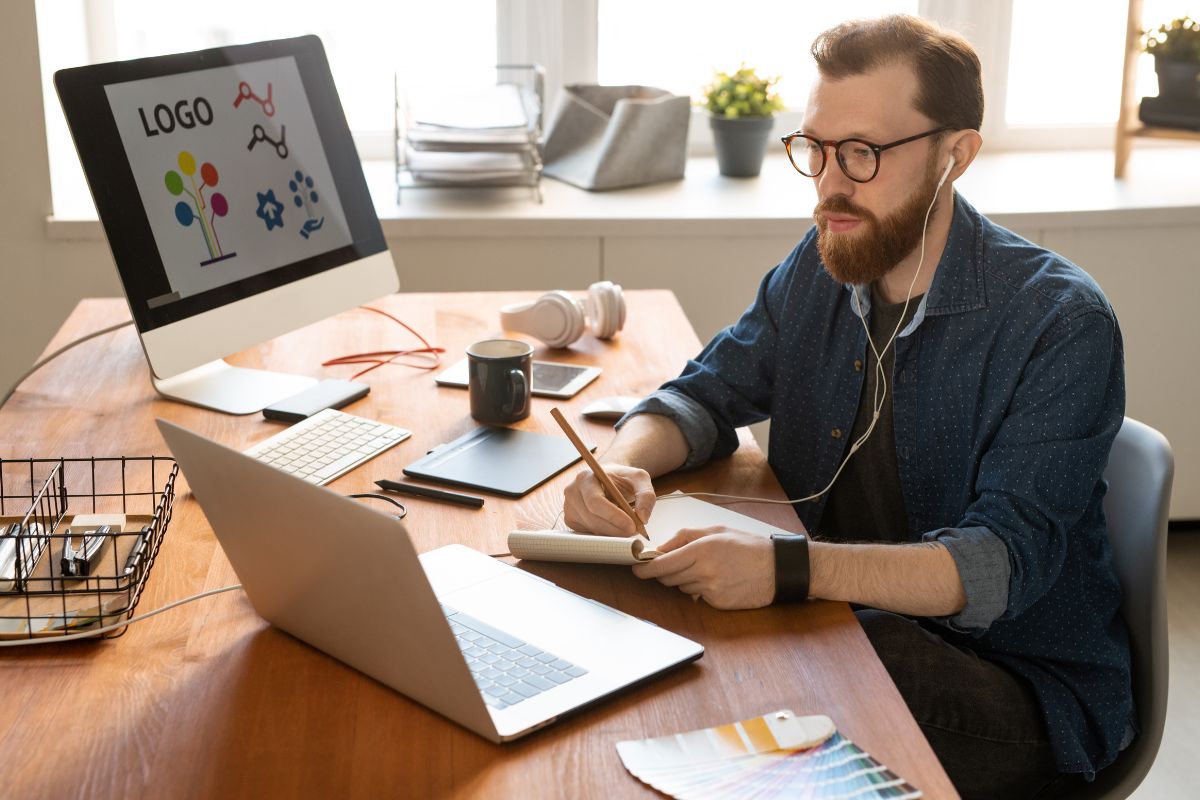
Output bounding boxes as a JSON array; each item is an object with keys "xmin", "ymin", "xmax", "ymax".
[{"xmin": 466, "ymin": 339, "xmax": 533, "ymax": 424}]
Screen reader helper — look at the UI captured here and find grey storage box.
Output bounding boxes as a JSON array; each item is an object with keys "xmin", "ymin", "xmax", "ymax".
[{"xmin": 543, "ymin": 85, "xmax": 690, "ymax": 191}]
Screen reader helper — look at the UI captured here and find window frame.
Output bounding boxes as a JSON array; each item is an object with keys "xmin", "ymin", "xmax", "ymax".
[
  {"xmin": 507, "ymin": 0, "xmax": 1124, "ymax": 154},
  {"xmin": 46, "ymin": 0, "xmax": 1130, "ymax": 204}
]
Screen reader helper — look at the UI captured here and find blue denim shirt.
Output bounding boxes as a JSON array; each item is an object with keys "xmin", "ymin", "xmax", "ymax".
[{"xmin": 622, "ymin": 193, "xmax": 1132, "ymax": 776}]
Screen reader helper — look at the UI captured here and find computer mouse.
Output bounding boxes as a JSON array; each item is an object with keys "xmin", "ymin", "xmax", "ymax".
[{"xmin": 580, "ymin": 395, "xmax": 641, "ymax": 421}]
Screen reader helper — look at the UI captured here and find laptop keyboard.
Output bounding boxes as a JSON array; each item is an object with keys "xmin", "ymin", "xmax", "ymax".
[
  {"xmin": 443, "ymin": 604, "xmax": 589, "ymax": 710},
  {"xmin": 243, "ymin": 408, "xmax": 412, "ymax": 485}
]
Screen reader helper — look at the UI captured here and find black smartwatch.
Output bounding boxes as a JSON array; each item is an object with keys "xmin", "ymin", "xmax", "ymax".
[{"xmin": 771, "ymin": 533, "xmax": 810, "ymax": 604}]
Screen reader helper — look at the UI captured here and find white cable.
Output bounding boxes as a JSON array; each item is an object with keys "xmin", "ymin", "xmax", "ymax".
[
  {"xmin": 1, "ymin": 319, "xmax": 133, "ymax": 408},
  {"xmin": 0, "ymin": 583, "xmax": 243, "ymax": 647},
  {"xmin": 659, "ymin": 159, "xmax": 954, "ymax": 511}
]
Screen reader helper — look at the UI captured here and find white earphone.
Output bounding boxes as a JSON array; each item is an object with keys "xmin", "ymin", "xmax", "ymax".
[
  {"xmin": 939, "ymin": 154, "xmax": 955, "ymax": 187},
  {"xmin": 499, "ymin": 281, "xmax": 627, "ymax": 348}
]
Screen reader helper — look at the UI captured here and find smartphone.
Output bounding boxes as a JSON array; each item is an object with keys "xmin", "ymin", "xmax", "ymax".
[
  {"xmin": 262, "ymin": 379, "xmax": 370, "ymax": 422},
  {"xmin": 435, "ymin": 358, "xmax": 601, "ymax": 399}
]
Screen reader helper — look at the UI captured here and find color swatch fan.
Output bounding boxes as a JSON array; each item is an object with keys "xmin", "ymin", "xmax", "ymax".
[{"xmin": 616, "ymin": 710, "xmax": 922, "ymax": 799}]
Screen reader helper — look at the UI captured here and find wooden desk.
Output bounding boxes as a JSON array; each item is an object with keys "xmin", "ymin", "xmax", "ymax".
[{"xmin": 0, "ymin": 292, "xmax": 955, "ymax": 799}]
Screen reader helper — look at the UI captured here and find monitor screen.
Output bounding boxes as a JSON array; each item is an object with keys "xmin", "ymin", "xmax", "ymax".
[
  {"xmin": 104, "ymin": 54, "xmax": 355, "ymax": 313},
  {"xmin": 55, "ymin": 37, "xmax": 397, "ymax": 412},
  {"xmin": 56, "ymin": 35, "xmax": 391, "ymax": 335}
]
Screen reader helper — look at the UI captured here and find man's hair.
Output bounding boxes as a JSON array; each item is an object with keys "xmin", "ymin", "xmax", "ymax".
[{"xmin": 811, "ymin": 15, "xmax": 983, "ymax": 131}]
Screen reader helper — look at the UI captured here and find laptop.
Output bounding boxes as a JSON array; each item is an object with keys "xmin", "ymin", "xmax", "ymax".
[{"xmin": 156, "ymin": 419, "xmax": 704, "ymax": 742}]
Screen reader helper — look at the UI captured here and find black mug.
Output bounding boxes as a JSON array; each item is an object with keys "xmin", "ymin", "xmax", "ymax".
[{"xmin": 467, "ymin": 339, "xmax": 532, "ymax": 425}]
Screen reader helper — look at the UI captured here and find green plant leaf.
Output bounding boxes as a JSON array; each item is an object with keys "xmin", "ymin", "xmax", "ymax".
[{"xmin": 699, "ymin": 63, "xmax": 785, "ymax": 117}]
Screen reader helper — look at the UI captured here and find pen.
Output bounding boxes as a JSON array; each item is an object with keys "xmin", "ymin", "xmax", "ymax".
[
  {"xmin": 549, "ymin": 406, "xmax": 648, "ymax": 537},
  {"xmin": 123, "ymin": 525, "xmax": 150, "ymax": 575},
  {"xmin": 375, "ymin": 479, "xmax": 485, "ymax": 509}
]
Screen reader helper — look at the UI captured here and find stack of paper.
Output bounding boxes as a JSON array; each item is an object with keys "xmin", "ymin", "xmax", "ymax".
[
  {"xmin": 409, "ymin": 84, "xmax": 531, "ymax": 130},
  {"xmin": 616, "ymin": 710, "xmax": 922, "ymax": 799},
  {"xmin": 404, "ymin": 84, "xmax": 540, "ymax": 182}
]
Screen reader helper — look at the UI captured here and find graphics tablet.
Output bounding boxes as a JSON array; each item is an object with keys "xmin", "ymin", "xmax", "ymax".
[{"xmin": 403, "ymin": 426, "xmax": 594, "ymax": 497}]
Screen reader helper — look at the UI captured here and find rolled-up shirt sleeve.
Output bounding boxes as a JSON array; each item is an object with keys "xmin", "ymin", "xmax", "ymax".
[
  {"xmin": 922, "ymin": 525, "xmax": 1011, "ymax": 632},
  {"xmin": 615, "ymin": 388, "xmax": 719, "ymax": 470}
]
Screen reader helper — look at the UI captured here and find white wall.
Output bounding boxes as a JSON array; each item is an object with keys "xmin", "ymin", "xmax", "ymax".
[{"xmin": 1, "ymin": 2, "xmax": 60, "ymax": 395}]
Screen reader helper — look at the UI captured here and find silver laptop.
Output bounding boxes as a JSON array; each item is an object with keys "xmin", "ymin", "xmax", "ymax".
[{"xmin": 157, "ymin": 419, "xmax": 703, "ymax": 742}]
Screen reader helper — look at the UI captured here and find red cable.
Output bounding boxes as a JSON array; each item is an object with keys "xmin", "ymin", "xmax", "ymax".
[{"xmin": 321, "ymin": 306, "xmax": 446, "ymax": 380}]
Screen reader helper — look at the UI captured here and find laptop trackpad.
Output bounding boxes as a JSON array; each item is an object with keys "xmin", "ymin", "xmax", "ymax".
[
  {"xmin": 421, "ymin": 544, "xmax": 699, "ymax": 674},
  {"xmin": 441, "ymin": 574, "xmax": 688, "ymax": 676}
]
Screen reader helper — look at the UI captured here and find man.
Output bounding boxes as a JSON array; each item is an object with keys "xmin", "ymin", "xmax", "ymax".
[{"xmin": 562, "ymin": 15, "xmax": 1132, "ymax": 800}]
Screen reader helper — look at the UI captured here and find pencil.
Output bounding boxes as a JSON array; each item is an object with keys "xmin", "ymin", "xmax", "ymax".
[{"xmin": 549, "ymin": 406, "xmax": 648, "ymax": 537}]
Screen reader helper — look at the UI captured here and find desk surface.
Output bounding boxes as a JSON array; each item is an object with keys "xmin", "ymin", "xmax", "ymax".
[{"xmin": 0, "ymin": 291, "xmax": 956, "ymax": 799}]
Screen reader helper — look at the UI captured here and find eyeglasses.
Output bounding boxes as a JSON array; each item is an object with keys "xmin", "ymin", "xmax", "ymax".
[{"xmin": 781, "ymin": 126, "xmax": 950, "ymax": 183}]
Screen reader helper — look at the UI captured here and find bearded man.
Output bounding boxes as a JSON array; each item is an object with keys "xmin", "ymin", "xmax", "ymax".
[{"xmin": 562, "ymin": 15, "xmax": 1133, "ymax": 800}]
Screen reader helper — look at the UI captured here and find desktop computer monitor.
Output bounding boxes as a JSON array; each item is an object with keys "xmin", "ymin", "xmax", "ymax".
[{"xmin": 54, "ymin": 36, "xmax": 398, "ymax": 414}]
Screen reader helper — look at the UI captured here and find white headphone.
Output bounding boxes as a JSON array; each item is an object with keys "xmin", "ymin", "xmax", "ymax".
[
  {"xmin": 939, "ymin": 154, "xmax": 955, "ymax": 187},
  {"xmin": 499, "ymin": 281, "xmax": 627, "ymax": 348}
]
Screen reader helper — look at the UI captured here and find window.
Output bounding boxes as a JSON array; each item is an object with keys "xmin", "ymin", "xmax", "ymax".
[
  {"xmin": 39, "ymin": 1, "xmax": 1171, "ymax": 216},
  {"xmin": 589, "ymin": 0, "xmax": 1169, "ymax": 152},
  {"xmin": 1004, "ymin": 0, "xmax": 1176, "ymax": 137},
  {"xmin": 597, "ymin": 0, "xmax": 919, "ymax": 109}
]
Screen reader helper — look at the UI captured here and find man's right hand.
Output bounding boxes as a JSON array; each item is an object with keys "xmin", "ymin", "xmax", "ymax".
[{"xmin": 563, "ymin": 464, "xmax": 656, "ymax": 537}]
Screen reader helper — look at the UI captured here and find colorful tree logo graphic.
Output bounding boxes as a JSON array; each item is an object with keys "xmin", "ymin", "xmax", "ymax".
[{"xmin": 165, "ymin": 151, "xmax": 237, "ymax": 266}]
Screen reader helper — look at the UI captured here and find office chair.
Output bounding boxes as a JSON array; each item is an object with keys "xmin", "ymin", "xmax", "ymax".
[{"xmin": 1066, "ymin": 417, "xmax": 1174, "ymax": 799}]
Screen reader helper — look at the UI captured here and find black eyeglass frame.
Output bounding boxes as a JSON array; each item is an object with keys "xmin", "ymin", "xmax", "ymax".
[{"xmin": 781, "ymin": 126, "xmax": 951, "ymax": 183}]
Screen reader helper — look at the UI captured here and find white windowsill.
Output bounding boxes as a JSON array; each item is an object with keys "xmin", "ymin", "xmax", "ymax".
[{"xmin": 44, "ymin": 147, "xmax": 1200, "ymax": 241}]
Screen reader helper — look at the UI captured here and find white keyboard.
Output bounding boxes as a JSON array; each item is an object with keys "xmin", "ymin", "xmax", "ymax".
[{"xmin": 243, "ymin": 408, "xmax": 412, "ymax": 485}]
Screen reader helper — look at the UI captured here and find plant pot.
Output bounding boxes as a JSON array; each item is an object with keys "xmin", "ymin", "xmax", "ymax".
[
  {"xmin": 1154, "ymin": 56, "xmax": 1200, "ymax": 100},
  {"xmin": 709, "ymin": 115, "xmax": 775, "ymax": 178}
]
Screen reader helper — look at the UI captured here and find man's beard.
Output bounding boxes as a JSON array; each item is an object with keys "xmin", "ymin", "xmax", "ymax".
[{"xmin": 815, "ymin": 163, "xmax": 943, "ymax": 286}]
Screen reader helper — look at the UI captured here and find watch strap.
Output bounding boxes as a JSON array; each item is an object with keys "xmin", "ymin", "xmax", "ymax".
[{"xmin": 771, "ymin": 533, "xmax": 810, "ymax": 604}]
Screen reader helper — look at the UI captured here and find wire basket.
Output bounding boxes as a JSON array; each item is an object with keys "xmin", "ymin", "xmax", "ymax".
[{"xmin": 0, "ymin": 456, "xmax": 178, "ymax": 640}]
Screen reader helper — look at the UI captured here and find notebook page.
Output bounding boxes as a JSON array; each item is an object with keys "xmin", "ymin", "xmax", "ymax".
[{"xmin": 644, "ymin": 494, "xmax": 793, "ymax": 547}]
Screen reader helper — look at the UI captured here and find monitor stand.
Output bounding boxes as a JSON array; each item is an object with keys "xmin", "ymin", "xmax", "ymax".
[{"xmin": 152, "ymin": 360, "xmax": 318, "ymax": 415}]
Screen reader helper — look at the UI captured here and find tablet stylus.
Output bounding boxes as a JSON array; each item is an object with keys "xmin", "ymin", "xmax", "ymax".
[{"xmin": 375, "ymin": 479, "xmax": 485, "ymax": 509}]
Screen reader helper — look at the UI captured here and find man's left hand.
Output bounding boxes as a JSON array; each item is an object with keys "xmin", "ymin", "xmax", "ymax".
[{"xmin": 631, "ymin": 527, "xmax": 775, "ymax": 610}]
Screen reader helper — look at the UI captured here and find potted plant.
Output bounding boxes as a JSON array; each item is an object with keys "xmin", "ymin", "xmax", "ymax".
[
  {"xmin": 1142, "ymin": 15, "xmax": 1200, "ymax": 100},
  {"xmin": 702, "ymin": 65, "xmax": 785, "ymax": 177}
]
